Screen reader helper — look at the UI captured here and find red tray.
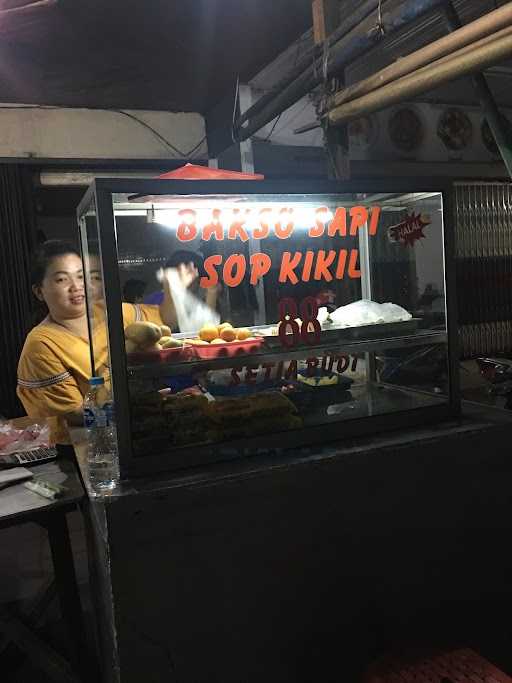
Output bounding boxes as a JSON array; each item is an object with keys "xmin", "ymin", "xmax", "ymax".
[
  {"xmin": 190, "ymin": 337, "xmax": 264, "ymax": 359},
  {"xmin": 127, "ymin": 345, "xmax": 193, "ymax": 365}
]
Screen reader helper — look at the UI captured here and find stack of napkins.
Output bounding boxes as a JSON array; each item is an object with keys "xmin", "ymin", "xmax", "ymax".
[{"xmin": 0, "ymin": 467, "xmax": 33, "ymax": 491}]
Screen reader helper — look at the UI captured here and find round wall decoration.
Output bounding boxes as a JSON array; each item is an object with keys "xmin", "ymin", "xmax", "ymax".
[
  {"xmin": 481, "ymin": 115, "xmax": 512, "ymax": 156},
  {"xmin": 388, "ymin": 107, "xmax": 424, "ymax": 153},
  {"xmin": 437, "ymin": 108, "xmax": 473, "ymax": 151},
  {"xmin": 347, "ymin": 114, "xmax": 377, "ymax": 150}
]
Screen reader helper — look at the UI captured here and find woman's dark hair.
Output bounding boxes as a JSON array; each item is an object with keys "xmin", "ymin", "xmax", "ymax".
[
  {"xmin": 123, "ymin": 278, "xmax": 147, "ymax": 303},
  {"xmin": 165, "ymin": 249, "xmax": 205, "ymax": 276},
  {"xmin": 30, "ymin": 240, "xmax": 81, "ymax": 287}
]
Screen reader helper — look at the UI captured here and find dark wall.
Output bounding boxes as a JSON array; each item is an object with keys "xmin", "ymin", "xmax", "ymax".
[
  {"xmin": 0, "ymin": 165, "xmax": 37, "ymax": 417},
  {"xmin": 33, "ymin": 186, "xmax": 86, "ymax": 243}
]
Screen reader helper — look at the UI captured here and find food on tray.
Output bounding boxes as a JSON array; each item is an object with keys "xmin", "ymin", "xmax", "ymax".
[
  {"xmin": 298, "ymin": 373, "xmax": 338, "ymax": 388},
  {"xmin": 131, "ymin": 390, "xmax": 211, "ymax": 446},
  {"xmin": 236, "ymin": 327, "xmax": 251, "ymax": 340},
  {"xmin": 208, "ymin": 391, "xmax": 296, "ymax": 423},
  {"xmin": 124, "ymin": 320, "xmax": 185, "ymax": 355},
  {"xmin": 206, "ymin": 391, "xmax": 302, "ymax": 440},
  {"xmin": 125, "ymin": 339, "xmax": 139, "ymax": 353},
  {"xmin": 162, "ymin": 393, "xmax": 210, "ymax": 423},
  {"xmin": 125, "ymin": 321, "xmax": 162, "ymax": 347},
  {"xmin": 132, "ymin": 387, "xmax": 302, "ymax": 447},
  {"xmin": 199, "ymin": 324, "xmax": 219, "ymax": 342},
  {"xmin": 184, "ymin": 338, "xmax": 209, "ymax": 345},
  {"xmin": 220, "ymin": 327, "xmax": 237, "ymax": 342},
  {"xmin": 161, "ymin": 337, "xmax": 184, "ymax": 349},
  {"xmin": 195, "ymin": 322, "xmax": 258, "ymax": 345}
]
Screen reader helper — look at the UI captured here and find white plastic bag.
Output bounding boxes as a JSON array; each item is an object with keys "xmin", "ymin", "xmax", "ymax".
[
  {"xmin": 317, "ymin": 307, "xmax": 330, "ymax": 324},
  {"xmin": 160, "ymin": 268, "xmax": 220, "ymax": 334},
  {"xmin": 379, "ymin": 302, "xmax": 412, "ymax": 322},
  {"xmin": 329, "ymin": 299, "xmax": 411, "ymax": 327},
  {"xmin": 0, "ymin": 421, "xmax": 51, "ymax": 454}
]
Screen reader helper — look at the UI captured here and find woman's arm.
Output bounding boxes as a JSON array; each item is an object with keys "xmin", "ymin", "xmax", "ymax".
[
  {"xmin": 17, "ymin": 338, "xmax": 85, "ymax": 436},
  {"xmin": 64, "ymin": 410, "xmax": 85, "ymax": 426}
]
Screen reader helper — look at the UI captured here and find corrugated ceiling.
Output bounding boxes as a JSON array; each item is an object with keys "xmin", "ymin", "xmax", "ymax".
[{"xmin": 0, "ymin": 0, "xmax": 312, "ymax": 113}]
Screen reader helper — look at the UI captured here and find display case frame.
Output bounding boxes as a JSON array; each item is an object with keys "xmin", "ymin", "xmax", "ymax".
[{"xmin": 77, "ymin": 177, "xmax": 459, "ymax": 479}]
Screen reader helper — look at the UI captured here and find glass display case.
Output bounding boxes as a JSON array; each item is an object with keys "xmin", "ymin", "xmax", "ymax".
[{"xmin": 77, "ymin": 178, "xmax": 458, "ymax": 479}]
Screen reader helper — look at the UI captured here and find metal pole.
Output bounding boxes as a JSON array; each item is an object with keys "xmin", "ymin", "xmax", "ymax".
[
  {"xmin": 235, "ymin": 0, "xmax": 447, "ymax": 142},
  {"xmin": 331, "ymin": 1, "xmax": 512, "ymax": 108},
  {"xmin": 237, "ymin": 85, "xmax": 267, "ymax": 325},
  {"xmin": 443, "ymin": 1, "xmax": 512, "ymax": 178},
  {"xmin": 327, "ymin": 28, "xmax": 512, "ymax": 126}
]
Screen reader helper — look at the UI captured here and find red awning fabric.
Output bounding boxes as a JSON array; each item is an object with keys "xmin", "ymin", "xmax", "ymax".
[{"xmin": 157, "ymin": 163, "xmax": 264, "ymax": 180}]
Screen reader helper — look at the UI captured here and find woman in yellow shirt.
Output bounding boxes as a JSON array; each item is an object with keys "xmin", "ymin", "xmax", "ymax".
[{"xmin": 17, "ymin": 240, "xmax": 172, "ymax": 445}]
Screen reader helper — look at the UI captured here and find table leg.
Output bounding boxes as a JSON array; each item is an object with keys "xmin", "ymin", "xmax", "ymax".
[
  {"xmin": 44, "ymin": 513, "xmax": 89, "ymax": 680},
  {"xmin": 0, "ymin": 613, "xmax": 80, "ymax": 683}
]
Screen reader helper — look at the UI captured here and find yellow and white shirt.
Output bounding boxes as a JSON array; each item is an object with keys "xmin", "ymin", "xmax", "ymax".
[{"xmin": 17, "ymin": 303, "xmax": 162, "ymax": 444}]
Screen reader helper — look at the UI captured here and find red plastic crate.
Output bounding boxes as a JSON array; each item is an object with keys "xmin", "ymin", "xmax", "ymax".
[{"xmin": 363, "ymin": 648, "xmax": 512, "ymax": 683}]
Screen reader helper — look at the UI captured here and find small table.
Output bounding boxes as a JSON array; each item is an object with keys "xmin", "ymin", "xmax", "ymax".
[{"xmin": 0, "ymin": 446, "xmax": 89, "ymax": 682}]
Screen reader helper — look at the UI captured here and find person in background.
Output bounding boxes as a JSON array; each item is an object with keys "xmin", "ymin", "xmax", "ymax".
[
  {"xmin": 17, "ymin": 240, "xmax": 174, "ymax": 446},
  {"xmin": 144, "ymin": 249, "xmax": 219, "ymax": 330},
  {"xmin": 122, "ymin": 278, "xmax": 147, "ymax": 304}
]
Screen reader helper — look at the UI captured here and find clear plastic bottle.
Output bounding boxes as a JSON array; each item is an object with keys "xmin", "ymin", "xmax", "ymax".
[{"xmin": 83, "ymin": 377, "xmax": 119, "ymax": 491}]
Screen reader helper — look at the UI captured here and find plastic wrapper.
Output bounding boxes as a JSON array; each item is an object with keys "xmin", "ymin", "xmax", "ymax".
[
  {"xmin": 0, "ymin": 421, "xmax": 51, "ymax": 455},
  {"xmin": 329, "ymin": 299, "xmax": 412, "ymax": 328},
  {"xmin": 317, "ymin": 307, "xmax": 330, "ymax": 324},
  {"xmin": 158, "ymin": 267, "xmax": 220, "ymax": 334}
]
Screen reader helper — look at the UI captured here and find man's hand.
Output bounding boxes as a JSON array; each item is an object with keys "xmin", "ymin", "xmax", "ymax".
[
  {"xmin": 176, "ymin": 262, "xmax": 199, "ymax": 289},
  {"xmin": 157, "ymin": 263, "xmax": 198, "ymax": 290}
]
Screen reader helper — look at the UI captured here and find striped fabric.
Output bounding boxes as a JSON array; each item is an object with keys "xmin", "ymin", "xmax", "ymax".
[{"xmin": 17, "ymin": 370, "xmax": 72, "ymax": 390}]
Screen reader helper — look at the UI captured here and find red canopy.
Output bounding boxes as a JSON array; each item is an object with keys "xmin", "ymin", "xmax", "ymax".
[{"xmin": 157, "ymin": 163, "xmax": 264, "ymax": 180}]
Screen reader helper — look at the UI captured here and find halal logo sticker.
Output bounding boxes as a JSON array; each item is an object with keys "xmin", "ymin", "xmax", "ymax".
[{"xmin": 387, "ymin": 212, "xmax": 431, "ymax": 247}]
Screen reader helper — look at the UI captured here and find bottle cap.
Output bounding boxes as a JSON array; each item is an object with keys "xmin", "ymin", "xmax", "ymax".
[{"xmin": 88, "ymin": 376, "xmax": 105, "ymax": 386}]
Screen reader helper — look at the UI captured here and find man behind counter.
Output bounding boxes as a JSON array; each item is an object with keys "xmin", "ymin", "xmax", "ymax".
[{"xmin": 144, "ymin": 249, "xmax": 219, "ymax": 329}]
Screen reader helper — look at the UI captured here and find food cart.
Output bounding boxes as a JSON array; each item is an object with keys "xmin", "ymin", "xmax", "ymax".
[
  {"xmin": 77, "ymin": 178, "xmax": 459, "ymax": 478},
  {"xmin": 74, "ymin": 178, "xmax": 512, "ymax": 682}
]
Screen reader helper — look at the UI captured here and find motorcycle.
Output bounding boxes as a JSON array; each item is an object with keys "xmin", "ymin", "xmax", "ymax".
[{"xmin": 475, "ymin": 357, "xmax": 512, "ymax": 410}]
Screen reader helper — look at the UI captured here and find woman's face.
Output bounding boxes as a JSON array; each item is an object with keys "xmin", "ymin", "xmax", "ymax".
[
  {"xmin": 87, "ymin": 254, "xmax": 104, "ymax": 303},
  {"xmin": 33, "ymin": 253, "xmax": 86, "ymax": 320}
]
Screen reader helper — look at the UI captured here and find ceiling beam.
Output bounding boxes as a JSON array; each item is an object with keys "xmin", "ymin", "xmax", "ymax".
[{"xmin": 312, "ymin": 0, "xmax": 340, "ymax": 42}]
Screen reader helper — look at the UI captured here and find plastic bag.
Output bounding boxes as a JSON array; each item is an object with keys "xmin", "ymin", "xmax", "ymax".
[
  {"xmin": 159, "ymin": 267, "xmax": 220, "ymax": 334},
  {"xmin": 317, "ymin": 307, "xmax": 330, "ymax": 324},
  {"xmin": 329, "ymin": 299, "xmax": 411, "ymax": 327},
  {"xmin": 0, "ymin": 421, "xmax": 51, "ymax": 455}
]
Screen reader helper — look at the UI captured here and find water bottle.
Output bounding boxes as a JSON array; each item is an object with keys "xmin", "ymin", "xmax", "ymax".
[
  {"xmin": 103, "ymin": 398, "xmax": 119, "ymax": 475},
  {"xmin": 83, "ymin": 377, "xmax": 119, "ymax": 491}
]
